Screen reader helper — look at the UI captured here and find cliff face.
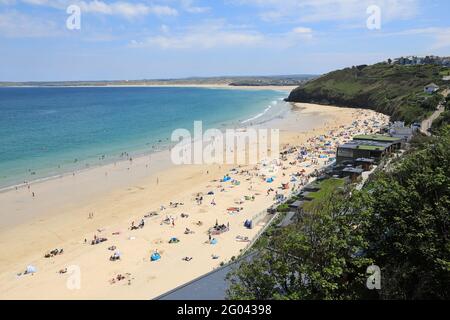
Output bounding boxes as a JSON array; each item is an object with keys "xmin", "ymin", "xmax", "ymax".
[{"xmin": 286, "ymin": 63, "xmax": 446, "ymax": 124}]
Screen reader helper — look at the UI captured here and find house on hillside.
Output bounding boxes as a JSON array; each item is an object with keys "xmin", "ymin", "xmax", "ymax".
[
  {"xmin": 389, "ymin": 121, "xmax": 417, "ymax": 142},
  {"xmin": 424, "ymin": 83, "xmax": 440, "ymax": 94}
]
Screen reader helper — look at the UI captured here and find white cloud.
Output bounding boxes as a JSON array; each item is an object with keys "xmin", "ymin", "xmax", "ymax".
[
  {"xmin": 78, "ymin": 1, "xmax": 178, "ymax": 18},
  {"xmin": 12, "ymin": 1, "xmax": 178, "ymax": 18},
  {"xmin": 130, "ymin": 21, "xmax": 264, "ymax": 49},
  {"xmin": 433, "ymin": 29, "xmax": 450, "ymax": 50},
  {"xmin": 233, "ymin": 0, "xmax": 419, "ymax": 24},
  {"xmin": 0, "ymin": 0, "xmax": 16, "ymax": 5},
  {"xmin": 180, "ymin": 0, "xmax": 210, "ymax": 13},
  {"xmin": 130, "ymin": 20, "xmax": 315, "ymax": 50},
  {"xmin": 292, "ymin": 27, "xmax": 312, "ymax": 34},
  {"xmin": 0, "ymin": 10, "xmax": 60, "ymax": 37},
  {"xmin": 385, "ymin": 27, "xmax": 450, "ymax": 50}
]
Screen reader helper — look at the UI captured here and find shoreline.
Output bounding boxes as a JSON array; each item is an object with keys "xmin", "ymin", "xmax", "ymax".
[
  {"xmin": 0, "ymin": 95, "xmax": 290, "ymax": 193},
  {"xmin": 0, "ymin": 103, "xmax": 389, "ymax": 299}
]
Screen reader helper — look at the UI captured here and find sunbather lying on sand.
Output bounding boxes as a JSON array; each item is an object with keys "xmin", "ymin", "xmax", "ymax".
[
  {"xmin": 44, "ymin": 248, "xmax": 63, "ymax": 258},
  {"xmin": 236, "ymin": 235, "xmax": 250, "ymax": 242},
  {"xmin": 110, "ymin": 251, "xmax": 121, "ymax": 261},
  {"xmin": 144, "ymin": 211, "xmax": 158, "ymax": 218},
  {"xmin": 91, "ymin": 236, "xmax": 107, "ymax": 245}
]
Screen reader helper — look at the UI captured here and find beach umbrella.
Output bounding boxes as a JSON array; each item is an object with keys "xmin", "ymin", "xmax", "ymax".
[
  {"xmin": 151, "ymin": 252, "xmax": 161, "ymax": 261},
  {"xmin": 26, "ymin": 265, "xmax": 37, "ymax": 274}
]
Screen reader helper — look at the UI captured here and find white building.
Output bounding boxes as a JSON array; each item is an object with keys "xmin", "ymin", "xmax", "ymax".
[{"xmin": 424, "ymin": 83, "xmax": 440, "ymax": 94}]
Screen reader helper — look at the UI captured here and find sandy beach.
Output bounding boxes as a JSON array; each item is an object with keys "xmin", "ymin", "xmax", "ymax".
[{"xmin": 0, "ymin": 103, "xmax": 389, "ymax": 299}]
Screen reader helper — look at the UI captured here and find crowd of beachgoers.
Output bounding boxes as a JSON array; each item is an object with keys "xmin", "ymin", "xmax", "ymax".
[
  {"xmin": 12, "ymin": 109, "xmax": 388, "ymax": 291},
  {"xmin": 0, "ymin": 104, "xmax": 389, "ymax": 299}
]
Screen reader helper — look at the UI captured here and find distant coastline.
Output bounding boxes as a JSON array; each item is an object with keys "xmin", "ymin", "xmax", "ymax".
[
  {"xmin": 1, "ymin": 84, "xmax": 299, "ymax": 92},
  {"xmin": 0, "ymin": 74, "xmax": 317, "ymax": 88}
]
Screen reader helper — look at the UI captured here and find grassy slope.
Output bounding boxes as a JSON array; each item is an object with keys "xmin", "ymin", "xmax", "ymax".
[
  {"xmin": 302, "ymin": 178, "xmax": 346, "ymax": 211},
  {"xmin": 287, "ymin": 63, "xmax": 448, "ymax": 123}
]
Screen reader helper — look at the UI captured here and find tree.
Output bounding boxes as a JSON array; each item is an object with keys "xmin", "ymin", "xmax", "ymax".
[
  {"xmin": 227, "ymin": 189, "xmax": 372, "ymax": 300},
  {"xmin": 360, "ymin": 126, "xmax": 450, "ymax": 299}
]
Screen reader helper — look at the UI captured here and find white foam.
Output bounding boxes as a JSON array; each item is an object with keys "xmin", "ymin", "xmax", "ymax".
[{"xmin": 241, "ymin": 104, "xmax": 274, "ymax": 124}]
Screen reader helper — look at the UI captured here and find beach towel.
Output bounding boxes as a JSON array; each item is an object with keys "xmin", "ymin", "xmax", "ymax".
[{"xmin": 210, "ymin": 238, "xmax": 218, "ymax": 245}]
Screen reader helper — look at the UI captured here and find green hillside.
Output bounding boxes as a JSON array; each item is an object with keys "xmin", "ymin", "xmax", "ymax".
[{"xmin": 287, "ymin": 63, "xmax": 448, "ymax": 123}]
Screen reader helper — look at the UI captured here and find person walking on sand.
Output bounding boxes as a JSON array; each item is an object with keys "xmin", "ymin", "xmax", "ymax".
[{"xmin": 32, "ymin": 192, "xmax": 35, "ymax": 198}]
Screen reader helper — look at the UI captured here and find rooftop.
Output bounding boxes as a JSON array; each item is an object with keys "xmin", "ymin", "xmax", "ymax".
[
  {"xmin": 342, "ymin": 167, "xmax": 365, "ymax": 174},
  {"xmin": 339, "ymin": 140, "xmax": 393, "ymax": 151},
  {"xmin": 353, "ymin": 134, "xmax": 402, "ymax": 143},
  {"xmin": 355, "ymin": 158, "xmax": 376, "ymax": 163},
  {"xmin": 277, "ymin": 211, "xmax": 297, "ymax": 227},
  {"xmin": 288, "ymin": 200, "xmax": 303, "ymax": 209}
]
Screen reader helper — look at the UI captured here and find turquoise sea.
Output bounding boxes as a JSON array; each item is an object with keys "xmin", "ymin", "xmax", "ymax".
[{"xmin": 0, "ymin": 87, "xmax": 288, "ymax": 189}]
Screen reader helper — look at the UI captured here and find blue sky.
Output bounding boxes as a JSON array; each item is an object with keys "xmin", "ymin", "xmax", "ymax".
[{"xmin": 0, "ymin": 0, "xmax": 449, "ymax": 81}]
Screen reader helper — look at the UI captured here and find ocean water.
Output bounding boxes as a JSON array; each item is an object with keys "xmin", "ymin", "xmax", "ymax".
[{"xmin": 0, "ymin": 86, "xmax": 288, "ymax": 189}]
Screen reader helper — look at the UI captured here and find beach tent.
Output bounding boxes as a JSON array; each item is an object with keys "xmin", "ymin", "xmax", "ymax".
[
  {"xmin": 169, "ymin": 237, "xmax": 180, "ymax": 244},
  {"xmin": 266, "ymin": 177, "xmax": 274, "ymax": 183},
  {"xmin": 244, "ymin": 220, "xmax": 253, "ymax": 229},
  {"xmin": 151, "ymin": 252, "xmax": 161, "ymax": 261},
  {"xmin": 222, "ymin": 176, "xmax": 231, "ymax": 182},
  {"xmin": 26, "ymin": 265, "xmax": 37, "ymax": 274}
]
